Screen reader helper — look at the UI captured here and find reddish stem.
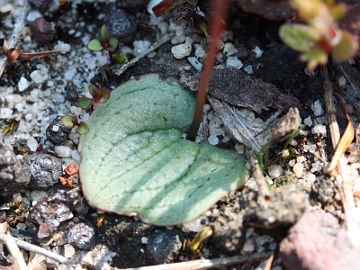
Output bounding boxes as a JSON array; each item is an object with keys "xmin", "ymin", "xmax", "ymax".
[
  {"xmin": 187, "ymin": 0, "xmax": 230, "ymax": 140},
  {"xmin": 18, "ymin": 50, "xmax": 62, "ymax": 61}
]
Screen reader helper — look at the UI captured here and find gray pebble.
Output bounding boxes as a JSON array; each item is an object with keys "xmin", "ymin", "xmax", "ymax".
[{"xmin": 66, "ymin": 222, "xmax": 96, "ymax": 250}]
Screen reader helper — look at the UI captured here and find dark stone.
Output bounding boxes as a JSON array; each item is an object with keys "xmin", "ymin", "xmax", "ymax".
[
  {"xmin": 24, "ymin": 154, "xmax": 62, "ymax": 189},
  {"xmin": 66, "ymin": 222, "xmax": 96, "ymax": 250},
  {"xmin": 280, "ymin": 210, "xmax": 360, "ymax": 270},
  {"xmin": 0, "ymin": 146, "xmax": 31, "ymax": 197},
  {"xmin": 30, "ymin": 17, "xmax": 56, "ymax": 44},
  {"xmin": 65, "ymin": 81, "xmax": 78, "ymax": 102},
  {"xmin": 106, "ymin": 9, "xmax": 136, "ymax": 38},
  {"xmin": 29, "ymin": 190, "xmax": 79, "ymax": 240},
  {"xmin": 29, "ymin": 0, "xmax": 52, "ymax": 12},
  {"xmin": 145, "ymin": 230, "xmax": 182, "ymax": 264},
  {"xmin": 46, "ymin": 116, "xmax": 72, "ymax": 145}
]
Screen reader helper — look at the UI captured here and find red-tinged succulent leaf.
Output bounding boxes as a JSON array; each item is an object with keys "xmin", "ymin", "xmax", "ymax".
[
  {"xmin": 280, "ymin": 24, "xmax": 321, "ymax": 52},
  {"xmin": 77, "ymin": 122, "xmax": 89, "ymax": 135},
  {"xmin": 332, "ymin": 31, "xmax": 359, "ymax": 61},
  {"xmin": 100, "ymin": 25, "xmax": 110, "ymax": 40},
  {"xmin": 78, "ymin": 97, "xmax": 93, "ymax": 109},
  {"xmin": 88, "ymin": 84, "xmax": 97, "ymax": 97},
  {"xmin": 108, "ymin": 38, "xmax": 118, "ymax": 52},
  {"xmin": 61, "ymin": 116, "xmax": 76, "ymax": 128},
  {"xmin": 97, "ymin": 88, "xmax": 111, "ymax": 103},
  {"xmin": 87, "ymin": 39, "xmax": 103, "ymax": 51}
]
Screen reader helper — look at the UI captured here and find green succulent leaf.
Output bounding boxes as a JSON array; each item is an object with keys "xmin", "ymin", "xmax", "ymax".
[
  {"xmin": 87, "ymin": 39, "xmax": 103, "ymax": 51},
  {"xmin": 77, "ymin": 122, "xmax": 90, "ymax": 135},
  {"xmin": 279, "ymin": 24, "xmax": 321, "ymax": 52},
  {"xmin": 79, "ymin": 74, "xmax": 248, "ymax": 225},
  {"xmin": 113, "ymin": 54, "xmax": 128, "ymax": 64},
  {"xmin": 100, "ymin": 24, "xmax": 110, "ymax": 40},
  {"xmin": 108, "ymin": 38, "xmax": 119, "ymax": 52},
  {"xmin": 61, "ymin": 115, "xmax": 76, "ymax": 128},
  {"xmin": 332, "ymin": 31, "xmax": 358, "ymax": 61},
  {"xmin": 96, "ymin": 88, "xmax": 111, "ymax": 103},
  {"xmin": 301, "ymin": 47, "xmax": 328, "ymax": 70},
  {"xmin": 78, "ymin": 97, "xmax": 93, "ymax": 109}
]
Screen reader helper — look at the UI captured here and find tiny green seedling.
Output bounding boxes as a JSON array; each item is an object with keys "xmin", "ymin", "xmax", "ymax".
[
  {"xmin": 61, "ymin": 115, "xmax": 89, "ymax": 135},
  {"xmin": 279, "ymin": 0, "xmax": 358, "ymax": 70},
  {"xmin": 87, "ymin": 25, "xmax": 119, "ymax": 52},
  {"xmin": 78, "ymin": 84, "xmax": 111, "ymax": 111}
]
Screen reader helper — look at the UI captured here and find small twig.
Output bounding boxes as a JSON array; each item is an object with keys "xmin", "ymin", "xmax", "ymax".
[
  {"xmin": 0, "ymin": 234, "xmax": 73, "ymax": 265},
  {"xmin": 0, "ymin": 0, "xmax": 29, "ymax": 78},
  {"xmin": 114, "ymin": 34, "xmax": 173, "ymax": 76},
  {"xmin": 252, "ymin": 163, "xmax": 270, "ymax": 197},
  {"xmin": 3, "ymin": 233, "xmax": 28, "ymax": 270},
  {"xmin": 117, "ymin": 252, "xmax": 272, "ymax": 270}
]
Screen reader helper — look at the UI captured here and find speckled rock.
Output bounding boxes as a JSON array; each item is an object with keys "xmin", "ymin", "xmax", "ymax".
[
  {"xmin": 66, "ymin": 222, "xmax": 96, "ymax": 250},
  {"xmin": 24, "ymin": 154, "xmax": 62, "ymax": 189},
  {"xmin": 106, "ymin": 9, "xmax": 136, "ymax": 38},
  {"xmin": 0, "ymin": 146, "xmax": 31, "ymax": 197},
  {"xmin": 145, "ymin": 230, "xmax": 182, "ymax": 264}
]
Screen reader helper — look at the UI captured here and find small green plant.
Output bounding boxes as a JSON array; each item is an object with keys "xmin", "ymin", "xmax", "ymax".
[
  {"xmin": 87, "ymin": 25, "xmax": 119, "ymax": 52},
  {"xmin": 61, "ymin": 115, "xmax": 89, "ymax": 135},
  {"xmin": 279, "ymin": 0, "xmax": 358, "ymax": 70},
  {"xmin": 78, "ymin": 84, "xmax": 111, "ymax": 111},
  {"xmin": 87, "ymin": 25, "xmax": 129, "ymax": 64}
]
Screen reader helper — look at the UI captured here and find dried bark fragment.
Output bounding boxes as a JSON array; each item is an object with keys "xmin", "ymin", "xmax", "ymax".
[
  {"xmin": 208, "ymin": 68, "xmax": 299, "ymax": 114},
  {"xmin": 237, "ymin": 0, "xmax": 296, "ymax": 21}
]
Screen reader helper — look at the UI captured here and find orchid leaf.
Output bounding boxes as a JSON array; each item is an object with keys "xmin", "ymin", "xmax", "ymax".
[{"xmin": 79, "ymin": 74, "xmax": 248, "ymax": 226}]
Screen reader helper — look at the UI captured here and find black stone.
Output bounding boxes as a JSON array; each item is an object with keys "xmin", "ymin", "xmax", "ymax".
[{"xmin": 46, "ymin": 116, "xmax": 72, "ymax": 145}]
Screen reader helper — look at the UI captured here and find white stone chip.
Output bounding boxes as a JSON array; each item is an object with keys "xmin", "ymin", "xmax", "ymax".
[
  {"xmin": 244, "ymin": 65, "xmax": 253, "ymax": 74},
  {"xmin": 64, "ymin": 244, "xmax": 76, "ymax": 258},
  {"xmin": 54, "ymin": 41, "xmax": 71, "ymax": 52},
  {"xmin": 312, "ymin": 100, "xmax": 323, "ymax": 116},
  {"xmin": 187, "ymin": 57, "xmax": 203, "ymax": 72},
  {"xmin": 312, "ymin": 124, "xmax": 327, "ymax": 135},
  {"xmin": 226, "ymin": 57, "xmax": 243, "ymax": 69},
  {"xmin": 27, "ymin": 137, "xmax": 38, "ymax": 152},
  {"xmin": 208, "ymin": 135, "xmax": 219, "ymax": 145},
  {"xmin": 253, "ymin": 46, "xmax": 263, "ymax": 58},
  {"xmin": 293, "ymin": 162, "xmax": 304, "ymax": 178},
  {"xmin": 0, "ymin": 108, "xmax": 12, "ymax": 119},
  {"xmin": 18, "ymin": 77, "xmax": 30, "ymax": 92},
  {"xmin": 171, "ymin": 42, "xmax": 192, "ymax": 59},
  {"xmin": 54, "ymin": 146, "xmax": 72, "ymax": 158},
  {"xmin": 268, "ymin": 164, "xmax": 283, "ymax": 178},
  {"xmin": 304, "ymin": 116, "xmax": 313, "ymax": 127},
  {"xmin": 26, "ymin": 10, "xmax": 41, "ymax": 22}
]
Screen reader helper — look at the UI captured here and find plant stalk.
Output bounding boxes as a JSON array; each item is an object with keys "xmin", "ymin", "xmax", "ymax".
[{"xmin": 187, "ymin": 0, "xmax": 230, "ymax": 140}]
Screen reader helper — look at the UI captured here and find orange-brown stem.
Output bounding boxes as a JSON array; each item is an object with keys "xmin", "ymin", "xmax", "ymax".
[
  {"xmin": 18, "ymin": 50, "xmax": 62, "ymax": 61},
  {"xmin": 187, "ymin": 0, "xmax": 230, "ymax": 140}
]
